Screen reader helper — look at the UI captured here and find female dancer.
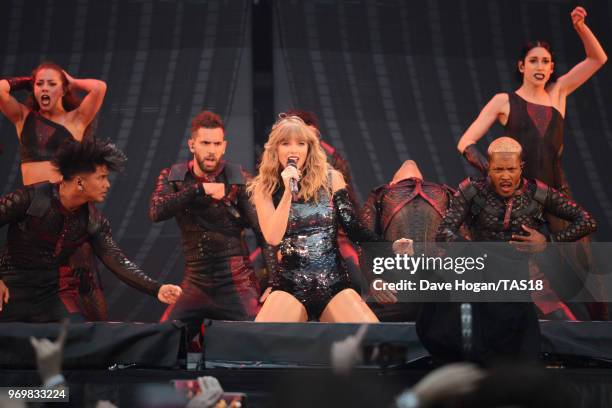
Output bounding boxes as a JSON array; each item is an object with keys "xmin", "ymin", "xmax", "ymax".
[
  {"xmin": 457, "ymin": 7, "xmax": 606, "ymax": 188},
  {"xmin": 1, "ymin": 62, "xmax": 107, "ymax": 184},
  {"xmin": 457, "ymin": 7, "xmax": 607, "ymax": 319},
  {"xmin": 0, "ymin": 62, "xmax": 108, "ymax": 319},
  {"xmin": 248, "ymin": 115, "xmax": 405, "ymax": 322}
]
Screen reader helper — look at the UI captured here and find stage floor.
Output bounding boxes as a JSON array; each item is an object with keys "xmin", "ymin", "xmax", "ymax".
[{"xmin": 2, "ymin": 320, "xmax": 612, "ymax": 407}]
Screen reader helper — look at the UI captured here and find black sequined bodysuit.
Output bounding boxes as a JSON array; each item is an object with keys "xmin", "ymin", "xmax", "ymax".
[
  {"xmin": 0, "ymin": 183, "xmax": 161, "ymax": 322},
  {"xmin": 272, "ymin": 187, "xmax": 381, "ymax": 319},
  {"xmin": 19, "ymin": 111, "xmax": 76, "ymax": 163}
]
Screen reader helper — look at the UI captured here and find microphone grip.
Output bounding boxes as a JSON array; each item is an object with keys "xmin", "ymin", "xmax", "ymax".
[
  {"xmin": 286, "ymin": 158, "xmax": 299, "ymax": 201},
  {"xmin": 289, "ymin": 178, "xmax": 298, "ymax": 201}
]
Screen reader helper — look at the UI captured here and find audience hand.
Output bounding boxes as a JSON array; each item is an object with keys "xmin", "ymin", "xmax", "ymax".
[
  {"xmin": 331, "ymin": 324, "xmax": 368, "ymax": 376},
  {"xmin": 411, "ymin": 363, "xmax": 485, "ymax": 405},
  {"xmin": 30, "ymin": 319, "xmax": 68, "ymax": 385}
]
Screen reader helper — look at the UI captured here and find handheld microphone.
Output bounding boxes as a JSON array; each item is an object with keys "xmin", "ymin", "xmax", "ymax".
[{"xmin": 287, "ymin": 157, "xmax": 299, "ymax": 200}]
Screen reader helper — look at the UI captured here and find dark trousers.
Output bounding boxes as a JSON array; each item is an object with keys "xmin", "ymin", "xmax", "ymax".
[
  {"xmin": 161, "ymin": 256, "xmax": 261, "ymax": 340},
  {"xmin": 417, "ymin": 302, "xmax": 540, "ymax": 364},
  {"xmin": 0, "ymin": 268, "xmax": 85, "ymax": 323}
]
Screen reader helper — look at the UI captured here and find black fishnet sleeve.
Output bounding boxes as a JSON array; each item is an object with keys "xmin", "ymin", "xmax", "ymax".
[
  {"xmin": 149, "ymin": 168, "xmax": 203, "ymax": 222},
  {"xmin": 544, "ymin": 187, "xmax": 597, "ymax": 242},
  {"xmin": 462, "ymin": 144, "xmax": 489, "ymax": 175},
  {"xmin": 90, "ymin": 213, "xmax": 161, "ymax": 297},
  {"xmin": 360, "ymin": 190, "xmax": 381, "ymax": 237},
  {"xmin": 436, "ymin": 189, "xmax": 471, "ymax": 242}
]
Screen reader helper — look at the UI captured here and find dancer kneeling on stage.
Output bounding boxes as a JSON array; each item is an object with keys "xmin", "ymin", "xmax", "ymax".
[
  {"xmin": 426, "ymin": 137, "xmax": 596, "ymax": 362},
  {"xmin": 248, "ymin": 114, "xmax": 408, "ymax": 322},
  {"xmin": 0, "ymin": 140, "xmax": 182, "ymax": 323}
]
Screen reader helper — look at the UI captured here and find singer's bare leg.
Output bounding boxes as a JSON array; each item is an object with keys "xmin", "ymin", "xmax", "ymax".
[
  {"xmin": 255, "ymin": 290, "xmax": 308, "ymax": 322},
  {"xmin": 319, "ymin": 289, "xmax": 379, "ymax": 323}
]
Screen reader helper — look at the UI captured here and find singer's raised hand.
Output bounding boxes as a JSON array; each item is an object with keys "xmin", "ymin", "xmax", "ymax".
[{"xmin": 281, "ymin": 165, "xmax": 300, "ymax": 191}]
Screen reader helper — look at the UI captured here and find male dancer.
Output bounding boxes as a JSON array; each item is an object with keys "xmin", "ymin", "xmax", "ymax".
[
  {"xmin": 0, "ymin": 140, "xmax": 182, "ymax": 322},
  {"xmin": 424, "ymin": 137, "xmax": 596, "ymax": 362},
  {"xmin": 149, "ymin": 111, "xmax": 275, "ymax": 336},
  {"xmin": 361, "ymin": 160, "xmax": 457, "ymax": 320}
]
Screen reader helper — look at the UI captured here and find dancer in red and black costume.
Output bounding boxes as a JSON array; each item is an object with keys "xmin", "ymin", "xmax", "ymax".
[
  {"xmin": 0, "ymin": 62, "xmax": 109, "ymax": 320},
  {"xmin": 457, "ymin": 7, "xmax": 607, "ymax": 320},
  {"xmin": 361, "ymin": 160, "xmax": 458, "ymax": 321},
  {"xmin": 150, "ymin": 111, "xmax": 275, "ymax": 338},
  {"xmin": 0, "ymin": 140, "xmax": 181, "ymax": 322},
  {"xmin": 425, "ymin": 137, "xmax": 596, "ymax": 363}
]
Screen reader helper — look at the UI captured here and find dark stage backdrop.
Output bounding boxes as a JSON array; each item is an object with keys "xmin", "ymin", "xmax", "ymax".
[
  {"xmin": 274, "ymin": 0, "xmax": 612, "ymax": 236},
  {"xmin": 1, "ymin": 0, "xmax": 611, "ymax": 321}
]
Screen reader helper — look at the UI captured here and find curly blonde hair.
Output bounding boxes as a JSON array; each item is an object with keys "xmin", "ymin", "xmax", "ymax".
[{"xmin": 248, "ymin": 115, "xmax": 330, "ymax": 203}]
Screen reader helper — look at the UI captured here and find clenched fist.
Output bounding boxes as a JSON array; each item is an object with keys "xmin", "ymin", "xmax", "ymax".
[{"xmin": 157, "ymin": 284, "xmax": 183, "ymax": 304}]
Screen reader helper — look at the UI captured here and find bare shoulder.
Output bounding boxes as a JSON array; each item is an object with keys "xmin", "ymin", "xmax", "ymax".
[
  {"xmin": 490, "ymin": 92, "xmax": 509, "ymax": 107},
  {"xmin": 331, "ymin": 168, "xmax": 347, "ymax": 193},
  {"xmin": 65, "ymin": 108, "xmax": 84, "ymax": 126},
  {"xmin": 490, "ymin": 93, "xmax": 510, "ymax": 124},
  {"xmin": 482, "ymin": 92, "xmax": 510, "ymax": 117},
  {"xmin": 545, "ymin": 82, "xmax": 565, "ymax": 111},
  {"xmin": 251, "ymin": 186, "xmax": 264, "ymax": 203},
  {"xmin": 253, "ymin": 187, "xmax": 272, "ymax": 207}
]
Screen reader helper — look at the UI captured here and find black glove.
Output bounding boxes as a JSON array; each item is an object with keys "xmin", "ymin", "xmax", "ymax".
[{"xmin": 462, "ymin": 144, "xmax": 489, "ymax": 175}]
